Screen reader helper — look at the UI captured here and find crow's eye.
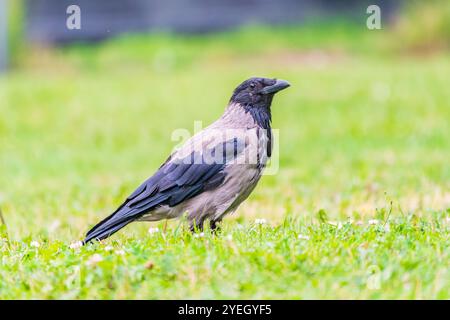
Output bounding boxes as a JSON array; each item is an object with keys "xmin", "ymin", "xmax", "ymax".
[{"xmin": 250, "ymin": 82, "xmax": 256, "ymax": 89}]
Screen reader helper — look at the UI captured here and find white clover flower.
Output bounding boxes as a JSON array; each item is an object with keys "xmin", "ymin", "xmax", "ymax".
[
  {"xmin": 298, "ymin": 234, "xmax": 310, "ymax": 240},
  {"xmin": 148, "ymin": 227, "xmax": 160, "ymax": 235},
  {"xmin": 104, "ymin": 245, "xmax": 114, "ymax": 252},
  {"xmin": 356, "ymin": 220, "xmax": 364, "ymax": 226},
  {"xmin": 225, "ymin": 234, "xmax": 233, "ymax": 241},
  {"xmin": 368, "ymin": 219, "xmax": 380, "ymax": 225},
  {"xmin": 69, "ymin": 241, "xmax": 83, "ymax": 249},
  {"xmin": 30, "ymin": 241, "xmax": 40, "ymax": 248},
  {"xmin": 255, "ymin": 218, "xmax": 267, "ymax": 225},
  {"xmin": 115, "ymin": 249, "xmax": 125, "ymax": 256},
  {"xmin": 384, "ymin": 223, "xmax": 391, "ymax": 232},
  {"xmin": 328, "ymin": 221, "xmax": 343, "ymax": 229},
  {"xmin": 194, "ymin": 232, "xmax": 205, "ymax": 238},
  {"xmin": 86, "ymin": 254, "xmax": 103, "ymax": 266}
]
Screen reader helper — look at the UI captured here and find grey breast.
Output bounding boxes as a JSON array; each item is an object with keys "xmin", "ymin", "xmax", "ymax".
[{"xmin": 141, "ymin": 103, "xmax": 271, "ymax": 223}]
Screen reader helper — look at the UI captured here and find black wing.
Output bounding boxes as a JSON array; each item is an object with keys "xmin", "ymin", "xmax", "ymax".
[{"xmin": 84, "ymin": 138, "xmax": 244, "ymax": 243}]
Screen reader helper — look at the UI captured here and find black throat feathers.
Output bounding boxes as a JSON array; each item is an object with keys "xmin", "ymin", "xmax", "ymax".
[{"xmin": 242, "ymin": 103, "xmax": 273, "ymax": 158}]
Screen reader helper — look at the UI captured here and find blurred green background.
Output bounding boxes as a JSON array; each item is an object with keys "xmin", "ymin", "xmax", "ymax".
[{"xmin": 0, "ymin": 0, "xmax": 449, "ymax": 299}]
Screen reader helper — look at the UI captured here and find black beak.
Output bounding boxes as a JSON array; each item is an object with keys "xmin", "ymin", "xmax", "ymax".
[{"xmin": 260, "ymin": 79, "xmax": 290, "ymax": 94}]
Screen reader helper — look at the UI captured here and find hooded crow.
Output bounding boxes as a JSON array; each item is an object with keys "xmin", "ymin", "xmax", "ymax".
[{"xmin": 84, "ymin": 77, "xmax": 290, "ymax": 243}]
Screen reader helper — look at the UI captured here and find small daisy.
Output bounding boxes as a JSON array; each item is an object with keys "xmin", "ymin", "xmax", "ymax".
[
  {"xmin": 225, "ymin": 234, "xmax": 233, "ymax": 241},
  {"xmin": 69, "ymin": 241, "xmax": 83, "ymax": 249},
  {"xmin": 148, "ymin": 227, "xmax": 160, "ymax": 235},
  {"xmin": 298, "ymin": 234, "xmax": 310, "ymax": 240},
  {"xmin": 30, "ymin": 241, "xmax": 40, "ymax": 248},
  {"xmin": 104, "ymin": 245, "xmax": 114, "ymax": 251},
  {"xmin": 194, "ymin": 232, "xmax": 205, "ymax": 238},
  {"xmin": 356, "ymin": 220, "xmax": 364, "ymax": 226},
  {"xmin": 115, "ymin": 249, "xmax": 125, "ymax": 256},
  {"xmin": 255, "ymin": 218, "xmax": 267, "ymax": 225},
  {"xmin": 368, "ymin": 219, "xmax": 380, "ymax": 225}
]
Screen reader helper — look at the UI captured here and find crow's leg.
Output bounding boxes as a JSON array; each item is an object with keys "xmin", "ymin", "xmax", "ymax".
[
  {"xmin": 189, "ymin": 217, "xmax": 205, "ymax": 233},
  {"xmin": 209, "ymin": 219, "xmax": 222, "ymax": 234}
]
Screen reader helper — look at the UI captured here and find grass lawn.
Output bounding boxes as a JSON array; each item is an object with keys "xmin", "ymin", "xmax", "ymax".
[{"xmin": 0, "ymin": 25, "xmax": 449, "ymax": 299}]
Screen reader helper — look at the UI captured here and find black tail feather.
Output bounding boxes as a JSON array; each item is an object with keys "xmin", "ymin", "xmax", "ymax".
[
  {"xmin": 83, "ymin": 219, "xmax": 132, "ymax": 244},
  {"xmin": 83, "ymin": 205, "xmax": 135, "ymax": 244}
]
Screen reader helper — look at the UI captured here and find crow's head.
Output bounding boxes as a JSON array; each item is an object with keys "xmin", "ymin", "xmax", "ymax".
[{"xmin": 230, "ymin": 77, "xmax": 290, "ymax": 108}]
